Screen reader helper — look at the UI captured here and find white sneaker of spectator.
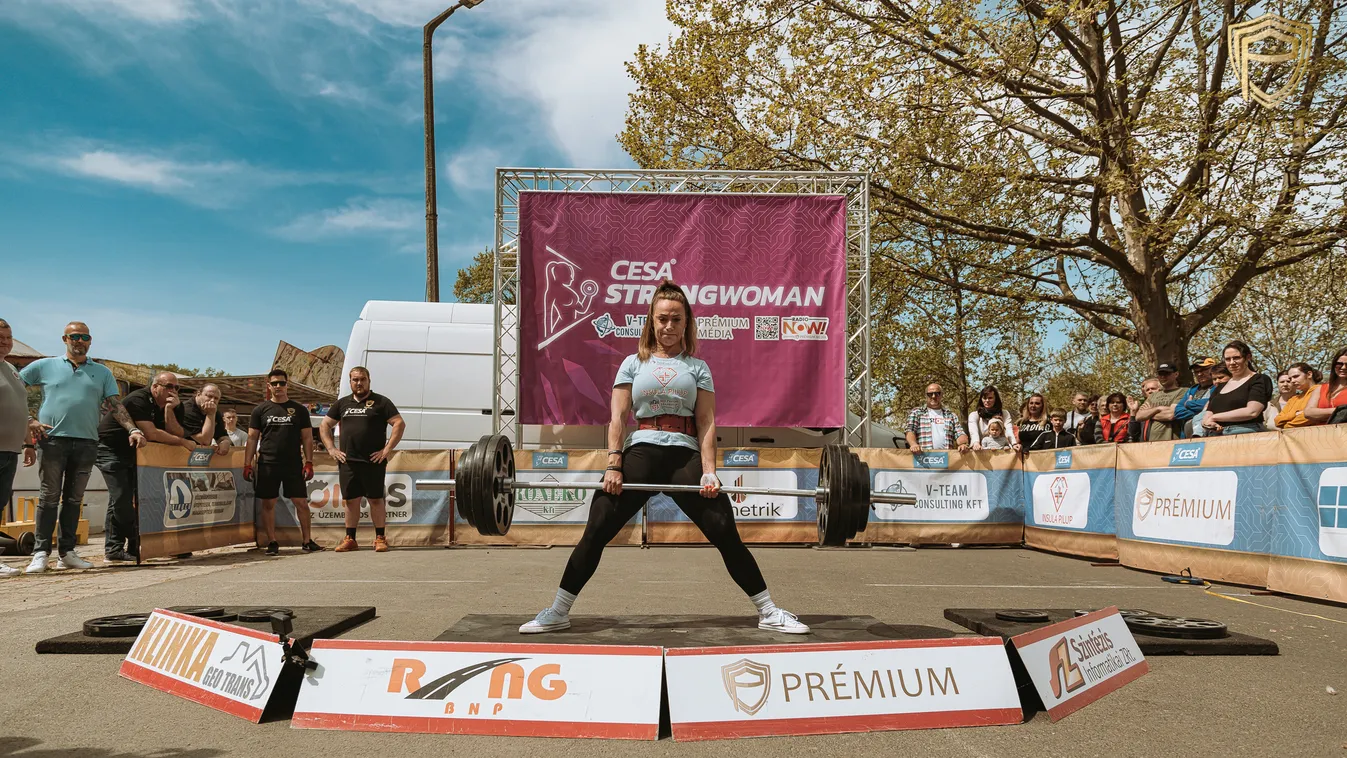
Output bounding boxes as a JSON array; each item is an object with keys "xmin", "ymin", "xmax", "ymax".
[
  {"xmin": 0, "ymin": 563, "xmax": 19, "ymax": 577},
  {"xmin": 25, "ymin": 551, "xmax": 49, "ymax": 574},
  {"xmin": 56, "ymin": 551, "xmax": 93, "ymax": 570}
]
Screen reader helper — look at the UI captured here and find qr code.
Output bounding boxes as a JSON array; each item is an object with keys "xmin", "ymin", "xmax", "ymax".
[{"xmin": 755, "ymin": 316, "xmax": 780, "ymax": 341}]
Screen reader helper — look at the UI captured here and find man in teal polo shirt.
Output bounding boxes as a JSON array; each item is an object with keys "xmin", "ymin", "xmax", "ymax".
[{"xmin": 20, "ymin": 321, "xmax": 145, "ymax": 573}]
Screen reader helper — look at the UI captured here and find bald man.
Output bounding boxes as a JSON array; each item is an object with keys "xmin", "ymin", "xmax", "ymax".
[
  {"xmin": 181, "ymin": 383, "xmax": 232, "ymax": 456},
  {"xmin": 95, "ymin": 371, "xmax": 201, "ymax": 562},
  {"xmin": 20, "ymin": 322, "xmax": 145, "ymax": 572}
]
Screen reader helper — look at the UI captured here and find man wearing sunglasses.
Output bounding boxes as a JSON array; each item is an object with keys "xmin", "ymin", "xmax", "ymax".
[
  {"xmin": 245, "ymin": 368, "xmax": 321, "ymax": 555},
  {"xmin": 904, "ymin": 383, "xmax": 970, "ymax": 454},
  {"xmin": 19, "ymin": 322, "xmax": 145, "ymax": 573},
  {"xmin": 95, "ymin": 371, "xmax": 201, "ymax": 562}
]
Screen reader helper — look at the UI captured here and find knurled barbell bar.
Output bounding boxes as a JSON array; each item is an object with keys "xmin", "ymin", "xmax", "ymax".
[{"xmin": 415, "ymin": 434, "xmax": 918, "ymax": 547}]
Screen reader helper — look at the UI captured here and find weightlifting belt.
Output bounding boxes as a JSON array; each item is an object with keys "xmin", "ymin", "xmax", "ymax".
[{"xmin": 637, "ymin": 414, "xmax": 698, "ymax": 436}]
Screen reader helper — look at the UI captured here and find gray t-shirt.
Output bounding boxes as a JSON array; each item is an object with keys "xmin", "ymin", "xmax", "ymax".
[
  {"xmin": 1, "ymin": 362, "xmax": 28, "ymax": 453},
  {"xmin": 226, "ymin": 427, "xmax": 248, "ymax": 447},
  {"xmin": 614, "ymin": 353, "xmax": 714, "ymax": 452}
]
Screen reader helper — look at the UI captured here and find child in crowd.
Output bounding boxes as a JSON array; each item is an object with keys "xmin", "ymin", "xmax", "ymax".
[{"xmin": 978, "ymin": 417, "xmax": 1014, "ymax": 449}]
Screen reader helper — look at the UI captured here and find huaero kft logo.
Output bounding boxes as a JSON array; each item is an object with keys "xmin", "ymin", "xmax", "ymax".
[
  {"xmin": 1169, "ymin": 442, "xmax": 1205, "ymax": 466},
  {"xmin": 531, "ymin": 452, "xmax": 569, "ymax": 469},
  {"xmin": 387, "ymin": 657, "xmax": 566, "ymax": 717},
  {"xmin": 166, "ymin": 475, "xmax": 193, "ymax": 520},
  {"xmin": 722, "ymin": 450, "xmax": 759, "ymax": 468}
]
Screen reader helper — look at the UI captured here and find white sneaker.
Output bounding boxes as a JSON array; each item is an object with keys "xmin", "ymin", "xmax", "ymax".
[
  {"xmin": 519, "ymin": 607, "xmax": 571, "ymax": 634},
  {"xmin": 56, "ymin": 551, "xmax": 94, "ymax": 570},
  {"xmin": 25, "ymin": 552, "xmax": 49, "ymax": 574},
  {"xmin": 759, "ymin": 608, "xmax": 811, "ymax": 634},
  {"xmin": 0, "ymin": 563, "xmax": 19, "ymax": 577}
]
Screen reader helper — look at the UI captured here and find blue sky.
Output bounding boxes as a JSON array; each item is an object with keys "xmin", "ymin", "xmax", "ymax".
[{"xmin": 0, "ymin": 0, "xmax": 672, "ymax": 373}]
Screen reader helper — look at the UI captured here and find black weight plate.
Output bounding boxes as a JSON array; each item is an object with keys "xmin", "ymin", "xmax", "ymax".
[
  {"xmin": 996, "ymin": 610, "xmax": 1051, "ymax": 623},
  {"xmin": 1125, "ymin": 615, "xmax": 1227, "ymax": 639},
  {"xmin": 848, "ymin": 451, "xmax": 869, "ymax": 538},
  {"xmin": 19, "ymin": 531, "xmax": 35, "ymax": 556},
  {"xmin": 84, "ymin": 614, "xmax": 151, "ymax": 638},
  {"xmin": 168, "ymin": 606, "xmax": 227, "ymax": 619},
  {"xmin": 476, "ymin": 434, "xmax": 514, "ymax": 536},
  {"xmin": 456, "ymin": 440, "xmax": 483, "ymax": 530},
  {"xmin": 818, "ymin": 446, "xmax": 849, "ymax": 546},
  {"xmin": 237, "ymin": 607, "xmax": 296, "ymax": 622},
  {"xmin": 1075, "ymin": 608, "xmax": 1154, "ymax": 619}
]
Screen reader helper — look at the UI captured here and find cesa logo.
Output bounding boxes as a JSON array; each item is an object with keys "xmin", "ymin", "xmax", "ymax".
[
  {"xmin": 1054, "ymin": 451, "xmax": 1073, "ymax": 469},
  {"xmin": 721, "ymin": 658, "xmax": 771, "ymax": 716},
  {"xmin": 188, "ymin": 449, "xmax": 214, "ymax": 468},
  {"xmin": 531, "ymin": 452, "xmax": 569, "ymax": 469},
  {"xmin": 914, "ymin": 452, "xmax": 948, "ymax": 470},
  {"xmin": 722, "ymin": 450, "xmax": 759, "ymax": 468},
  {"xmin": 780, "ymin": 316, "xmax": 829, "ymax": 341},
  {"xmin": 388, "ymin": 657, "xmax": 567, "ymax": 716},
  {"xmin": 1048, "ymin": 637, "xmax": 1086, "ymax": 699},
  {"xmin": 1169, "ymin": 442, "xmax": 1205, "ymax": 466}
]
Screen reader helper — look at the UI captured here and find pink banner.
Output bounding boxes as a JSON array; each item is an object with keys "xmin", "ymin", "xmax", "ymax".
[{"xmin": 518, "ymin": 192, "xmax": 847, "ymax": 428}]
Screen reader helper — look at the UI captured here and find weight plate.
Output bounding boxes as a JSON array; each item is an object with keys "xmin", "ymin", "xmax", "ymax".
[
  {"xmin": 168, "ymin": 606, "xmax": 227, "ymax": 619},
  {"xmin": 476, "ymin": 434, "xmax": 515, "ymax": 536},
  {"xmin": 996, "ymin": 610, "xmax": 1051, "ymax": 623},
  {"xmin": 1073, "ymin": 608, "xmax": 1154, "ymax": 619},
  {"xmin": 1125, "ymin": 615, "xmax": 1228, "ymax": 639},
  {"xmin": 456, "ymin": 440, "xmax": 482, "ymax": 530},
  {"xmin": 818, "ymin": 446, "xmax": 850, "ymax": 547},
  {"xmin": 471, "ymin": 434, "xmax": 500, "ymax": 535},
  {"xmin": 83, "ymin": 613, "xmax": 151, "ymax": 638},
  {"xmin": 18, "ymin": 531, "xmax": 35, "ymax": 556},
  {"xmin": 237, "ymin": 607, "xmax": 296, "ymax": 622},
  {"xmin": 848, "ymin": 451, "xmax": 869, "ymax": 539}
]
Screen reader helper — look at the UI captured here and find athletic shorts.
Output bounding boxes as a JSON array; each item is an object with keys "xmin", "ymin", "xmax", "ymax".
[
  {"xmin": 339, "ymin": 461, "xmax": 387, "ymax": 500},
  {"xmin": 255, "ymin": 462, "xmax": 307, "ymax": 501}
]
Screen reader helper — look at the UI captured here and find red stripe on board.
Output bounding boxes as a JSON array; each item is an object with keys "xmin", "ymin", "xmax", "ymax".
[
  {"xmin": 310, "ymin": 639, "xmax": 662, "ymax": 656},
  {"xmin": 119, "ymin": 660, "xmax": 264, "ymax": 722},
  {"xmin": 151, "ymin": 609, "xmax": 280, "ymax": 642},
  {"xmin": 670, "ymin": 706, "xmax": 1023, "ymax": 741},
  {"xmin": 1045, "ymin": 659, "xmax": 1150, "ymax": 722},
  {"xmin": 292, "ymin": 712, "xmax": 657, "ymax": 740},
  {"xmin": 1011, "ymin": 607, "xmax": 1120, "ymax": 647},
  {"xmin": 664, "ymin": 637, "xmax": 1004, "ymax": 657}
]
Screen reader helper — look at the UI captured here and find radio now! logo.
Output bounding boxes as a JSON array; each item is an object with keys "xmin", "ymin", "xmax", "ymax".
[
  {"xmin": 387, "ymin": 657, "xmax": 567, "ymax": 717},
  {"xmin": 780, "ymin": 316, "xmax": 829, "ymax": 341}
]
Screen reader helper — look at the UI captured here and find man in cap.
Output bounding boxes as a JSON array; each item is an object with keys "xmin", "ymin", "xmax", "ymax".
[
  {"xmin": 1133, "ymin": 363, "xmax": 1188, "ymax": 441},
  {"xmin": 1172, "ymin": 357, "xmax": 1219, "ymax": 438}
]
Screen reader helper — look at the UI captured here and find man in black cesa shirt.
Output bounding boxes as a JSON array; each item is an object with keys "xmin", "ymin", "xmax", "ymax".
[
  {"xmin": 320, "ymin": 366, "xmax": 405, "ymax": 553},
  {"xmin": 245, "ymin": 368, "xmax": 321, "ymax": 555},
  {"xmin": 95, "ymin": 372, "xmax": 200, "ymax": 562}
]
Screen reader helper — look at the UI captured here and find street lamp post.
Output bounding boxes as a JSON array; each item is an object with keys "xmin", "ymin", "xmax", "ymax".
[{"xmin": 423, "ymin": 0, "xmax": 486, "ymax": 302}]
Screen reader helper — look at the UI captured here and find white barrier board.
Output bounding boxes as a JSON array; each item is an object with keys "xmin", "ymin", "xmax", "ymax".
[
  {"xmin": 292, "ymin": 640, "xmax": 663, "ymax": 739},
  {"xmin": 119, "ymin": 609, "xmax": 286, "ymax": 722},
  {"xmin": 1010, "ymin": 607, "xmax": 1148, "ymax": 721},
  {"xmin": 665, "ymin": 638, "xmax": 1022, "ymax": 740}
]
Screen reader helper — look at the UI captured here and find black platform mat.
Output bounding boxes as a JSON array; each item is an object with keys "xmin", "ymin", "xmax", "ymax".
[
  {"xmin": 944, "ymin": 608, "xmax": 1278, "ymax": 656},
  {"xmin": 436, "ymin": 614, "xmax": 954, "ymax": 648},
  {"xmin": 37, "ymin": 606, "xmax": 376, "ymax": 654}
]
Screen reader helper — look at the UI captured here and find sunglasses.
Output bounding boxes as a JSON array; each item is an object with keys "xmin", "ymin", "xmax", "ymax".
[
  {"xmin": 65, "ymin": 333, "xmax": 91, "ymax": 342},
  {"xmin": 269, "ymin": 380, "xmax": 288, "ymax": 387},
  {"xmin": 926, "ymin": 391, "xmax": 942, "ymax": 397},
  {"xmin": 1335, "ymin": 361, "xmax": 1347, "ymax": 369}
]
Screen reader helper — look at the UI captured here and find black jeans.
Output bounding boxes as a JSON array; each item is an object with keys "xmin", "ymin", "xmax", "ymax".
[
  {"xmin": 35, "ymin": 437, "xmax": 98, "ymax": 555},
  {"xmin": 95, "ymin": 445, "xmax": 138, "ymax": 556},
  {"xmin": 560, "ymin": 443, "xmax": 767, "ymax": 597},
  {"xmin": 0, "ymin": 451, "xmax": 16, "ymax": 521}
]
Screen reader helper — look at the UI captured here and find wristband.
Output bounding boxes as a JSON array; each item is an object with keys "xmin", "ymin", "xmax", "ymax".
[
  {"xmin": 608, "ymin": 449, "xmax": 623, "ymax": 456},
  {"xmin": 605, "ymin": 466, "xmax": 623, "ymax": 472},
  {"xmin": 22, "ymin": 444, "xmax": 35, "ymax": 449}
]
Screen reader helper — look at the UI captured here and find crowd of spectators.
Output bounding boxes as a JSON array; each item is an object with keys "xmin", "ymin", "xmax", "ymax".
[{"xmin": 906, "ymin": 340, "xmax": 1347, "ymax": 453}]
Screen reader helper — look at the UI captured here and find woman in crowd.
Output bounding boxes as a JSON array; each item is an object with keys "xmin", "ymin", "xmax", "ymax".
[
  {"xmin": 967, "ymin": 386, "xmax": 1019, "ymax": 451},
  {"xmin": 979, "ymin": 417, "xmax": 1015, "ymax": 449},
  {"xmin": 1303, "ymin": 347, "xmax": 1347, "ymax": 424},
  {"xmin": 1016, "ymin": 393, "xmax": 1049, "ymax": 449},
  {"xmin": 1097, "ymin": 392, "xmax": 1131, "ymax": 443},
  {"xmin": 1275, "ymin": 363, "xmax": 1322, "ymax": 429},
  {"xmin": 1267, "ymin": 370, "xmax": 1295, "ymax": 428},
  {"xmin": 1201, "ymin": 340, "xmax": 1272, "ymax": 435}
]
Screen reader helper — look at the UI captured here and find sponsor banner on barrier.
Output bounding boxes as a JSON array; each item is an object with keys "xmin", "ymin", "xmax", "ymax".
[
  {"xmin": 162, "ymin": 469, "xmax": 239, "ymax": 530},
  {"xmin": 1130, "ymin": 470, "xmax": 1238, "ymax": 546},
  {"xmin": 664, "ymin": 638, "xmax": 1022, "ymax": 740},
  {"xmin": 119, "ymin": 609, "xmax": 285, "ymax": 722},
  {"xmin": 292, "ymin": 640, "xmax": 664, "ymax": 739},
  {"xmin": 517, "ymin": 191, "xmax": 847, "ymax": 428},
  {"xmin": 1010, "ymin": 607, "xmax": 1148, "ymax": 722},
  {"xmin": 1031, "ymin": 472, "xmax": 1090, "ymax": 530},
  {"xmin": 297, "ymin": 470, "xmax": 416, "ymax": 525},
  {"xmin": 724, "ymin": 470, "xmax": 801, "ymax": 520},
  {"xmin": 872, "ymin": 470, "xmax": 990, "ymax": 522},
  {"xmin": 513, "ymin": 470, "xmax": 601, "ymax": 524},
  {"xmin": 137, "ymin": 446, "xmax": 256, "ymax": 559},
  {"xmin": 1315, "ymin": 466, "xmax": 1347, "ymax": 560}
]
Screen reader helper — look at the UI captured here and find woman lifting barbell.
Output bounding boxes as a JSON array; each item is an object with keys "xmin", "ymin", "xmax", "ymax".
[{"xmin": 520, "ymin": 281, "xmax": 810, "ymax": 635}]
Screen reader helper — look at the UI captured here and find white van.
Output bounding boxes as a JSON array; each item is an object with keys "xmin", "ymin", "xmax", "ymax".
[{"xmin": 340, "ymin": 300, "xmax": 901, "ymax": 450}]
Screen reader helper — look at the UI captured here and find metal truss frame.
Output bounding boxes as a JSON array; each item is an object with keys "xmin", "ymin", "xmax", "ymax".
[{"xmin": 493, "ymin": 168, "xmax": 872, "ymax": 446}]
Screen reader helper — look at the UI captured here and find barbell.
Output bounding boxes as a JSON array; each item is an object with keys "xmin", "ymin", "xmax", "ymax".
[{"xmin": 415, "ymin": 435, "xmax": 918, "ymax": 546}]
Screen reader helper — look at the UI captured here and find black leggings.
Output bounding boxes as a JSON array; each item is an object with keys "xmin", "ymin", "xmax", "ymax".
[{"xmin": 559, "ymin": 444, "xmax": 767, "ymax": 597}]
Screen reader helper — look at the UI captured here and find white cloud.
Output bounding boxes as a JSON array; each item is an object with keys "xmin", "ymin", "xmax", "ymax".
[
  {"xmin": 20, "ymin": 0, "xmax": 199, "ymax": 24},
  {"xmin": 279, "ymin": 197, "xmax": 422, "ymax": 240},
  {"xmin": 445, "ymin": 145, "xmax": 500, "ymax": 191},
  {"xmin": 57, "ymin": 150, "xmax": 204, "ymax": 191}
]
